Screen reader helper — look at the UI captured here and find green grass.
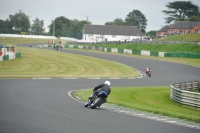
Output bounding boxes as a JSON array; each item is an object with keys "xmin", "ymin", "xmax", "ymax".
[
  {"xmin": 65, "ymin": 47, "xmax": 200, "ymax": 68},
  {"xmin": 75, "ymin": 86, "xmax": 200, "ymax": 123},
  {"xmin": 0, "ymin": 37, "xmax": 59, "ymax": 45},
  {"xmin": 67, "ymin": 34, "xmax": 200, "ymax": 53},
  {"xmin": 0, "ymin": 47, "xmax": 139, "ymax": 78},
  {"xmin": 89, "ymin": 43, "xmax": 200, "ymax": 53},
  {"xmin": 191, "ymin": 89, "xmax": 200, "ymax": 93},
  {"xmin": 124, "ymin": 53, "xmax": 200, "ymax": 68},
  {"xmin": 155, "ymin": 34, "xmax": 200, "ymax": 42},
  {"xmin": 1, "ymin": 37, "xmax": 200, "ymax": 123}
]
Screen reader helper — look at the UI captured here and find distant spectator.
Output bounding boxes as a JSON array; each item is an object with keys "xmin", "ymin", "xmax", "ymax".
[
  {"xmin": 56, "ymin": 43, "xmax": 59, "ymax": 50},
  {"xmin": 60, "ymin": 44, "xmax": 63, "ymax": 49},
  {"xmin": 162, "ymin": 37, "xmax": 164, "ymax": 41},
  {"xmin": 53, "ymin": 43, "xmax": 56, "ymax": 49}
]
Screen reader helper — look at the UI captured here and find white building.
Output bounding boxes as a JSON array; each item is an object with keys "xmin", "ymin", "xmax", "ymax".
[{"xmin": 82, "ymin": 24, "xmax": 146, "ymax": 42}]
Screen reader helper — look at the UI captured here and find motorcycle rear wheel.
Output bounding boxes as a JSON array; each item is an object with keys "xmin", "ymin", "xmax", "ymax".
[{"xmin": 91, "ymin": 97, "xmax": 103, "ymax": 109}]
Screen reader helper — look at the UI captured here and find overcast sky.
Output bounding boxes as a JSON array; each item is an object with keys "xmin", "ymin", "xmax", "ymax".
[{"xmin": 0, "ymin": 0, "xmax": 200, "ymax": 32}]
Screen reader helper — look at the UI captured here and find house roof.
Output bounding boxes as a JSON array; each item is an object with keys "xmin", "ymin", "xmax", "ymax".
[
  {"xmin": 158, "ymin": 21, "xmax": 200, "ymax": 32},
  {"xmin": 83, "ymin": 24, "xmax": 145, "ymax": 36},
  {"xmin": 170, "ymin": 21, "xmax": 200, "ymax": 29},
  {"xmin": 157, "ymin": 21, "xmax": 200, "ymax": 32},
  {"xmin": 157, "ymin": 25, "xmax": 171, "ymax": 32}
]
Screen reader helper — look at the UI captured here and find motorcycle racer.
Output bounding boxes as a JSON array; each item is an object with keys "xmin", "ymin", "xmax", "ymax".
[
  {"xmin": 87, "ymin": 81, "xmax": 111, "ymax": 106},
  {"xmin": 146, "ymin": 67, "xmax": 152, "ymax": 77},
  {"xmin": 146, "ymin": 67, "xmax": 151, "ymax": 73}
]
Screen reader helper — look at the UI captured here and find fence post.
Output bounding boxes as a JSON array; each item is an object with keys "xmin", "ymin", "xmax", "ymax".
[
  {"xmin": 186, "ymin": 82, "xmax": 188, "ymax": 90},
  {"xmin": 199, "ymin": 81, "xmax": 200, "ymax": 91},
  {"xmin": 175, "ymin": 83, "xmax": 179, "ymax": 88},
  {"xmin": 181, "ymin": 82, "xmax": 184, "ymax": 89},
  {"xmin": 191, "ymin": 81, "xmax": 194, "ymax": 90}
]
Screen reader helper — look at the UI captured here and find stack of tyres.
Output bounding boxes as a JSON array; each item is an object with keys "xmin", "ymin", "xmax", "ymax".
[
  {"xmin": 107, "ymin": 48, "xmax": 111, "ymax": 52},
  {"xmin": 64, "ymin": 45, "xmax": 69, "ymax": 48},
  {"xmin": 15, "ymin": 53, "xmax": 21, "ymax": 58},
  {"xmin": 118, "ymin": 48, "xmax": 124, "ymax": 54},
  {"xmin": 132, "ymin": 50, "xmax": 141, "ymax": 55},
  {"xmin": 187, "ymin": 53, "xmax": 200, "ymax": 58},
  {"xmin": 3, "ymin": 55, "xmax": 9, "ymax": 60},
  {"xmin": 150, "ymin": 51, "xmax": 159, "ymax": 57},
  {"xmin": 164, "ymin": 52, "xmax": 200, "ymax": 58},
  {"xmin": 95, "ymin": 46, "xmax": 99, "ymax": 50}
]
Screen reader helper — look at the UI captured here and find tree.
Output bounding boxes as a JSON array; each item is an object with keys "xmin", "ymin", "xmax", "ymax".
[
  {"xmin": 48, "ymin": 16, "xmax": 90, "ymax": 39},
  {"xmin": 75, "ymin": 20, "xmax": 91, "ymax": 39},
  {"xmin": 188, "ymin": 16, "xmax": 200, "ymax": 21},
  {"xmin": 188, "ymin": 8, "xmax": 200, "ymax": 21},
  {"xmin": 70, "ymin": 19, "xmax": 81, "ymax": 38},
  {"xmin": 0, "ymin": 20, "xmax": 8, "ymax": 33},
  {"xmin": 8, "ymin": 10, "xmax": 30, "ymax": 33},
  {"xmin": 163, "ymin": 1, "xmax": 199, "ymax": 23},
  {"xmin": 113, "ymin": 18, "xmax": 125, "ymax": 26},
  {"xmin": 105, "ymin": 21, "xmax": 114, "ymax": 25},
  {"xmin": 49, "ymin": 16, "xmax": 72, "ymax": 37},
  {"xmin": 105, "ymin": 18, "xmax": 125, "ymax": 26},
  {"xmin": 31, "ymin": 18, "xmax": 44, "ymax": 35},
  {"xmin": 146, "ymin": 30, "xmax": 157, "ymax": 38},
  {"xmin": 124, "ymin": 10, "xmax": 147, "ymax": 33}
]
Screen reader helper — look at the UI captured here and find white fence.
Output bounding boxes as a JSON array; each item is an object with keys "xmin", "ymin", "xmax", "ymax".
[
  {"xmin": 0, "ymin": 34, "xmax": 79, "ymax": 42},
  {"xmin": 170, "ymin": 81, "xmax": 200, "ymax": 108},
  {"xmin": 141, "ymin": 50, "xmax": 150, "ymax": 56},
  {"xmin": 0, "ymin": 34, "xmax": 56, "ymax": 39}
]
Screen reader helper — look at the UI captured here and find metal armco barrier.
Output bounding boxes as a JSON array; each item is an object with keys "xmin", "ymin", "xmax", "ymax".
[{"xmin": 170, "ymin": 81, "xmax": 200, "ymax": 108}]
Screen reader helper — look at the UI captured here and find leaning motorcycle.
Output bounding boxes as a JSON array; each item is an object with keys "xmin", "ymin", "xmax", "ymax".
[
  {"xmin": 146, "ymin": 70, "xmax": 151, "ymax": 77},
  {"xmin": 84, "ymin": 91, "xmax": 108, "ymax": 109}
]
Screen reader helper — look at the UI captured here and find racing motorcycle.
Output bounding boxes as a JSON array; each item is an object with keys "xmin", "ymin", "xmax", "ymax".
[
  {"xmin": 84, "ymin": 90, "xmax": 108, "ymax": 109},
  {"xmin": 146, "ymin": 69, "xmax": 151, "ymax": 77}
]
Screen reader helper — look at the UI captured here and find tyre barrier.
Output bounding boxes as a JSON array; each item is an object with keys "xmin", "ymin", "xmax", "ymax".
[
  {"xmin": 62, "ymin": 44, "xmax": 200, "ymax": 58},
  {"xmin": 0, "ymin": 53, "xmax": 21, "ymax": 62},
  {"xmin": 170, "ymin": 81, "xmax": 200, "ymax": 108},
  {"xmin": 38, "ymin": 45, "xmax": 44, "ymax": 48}
]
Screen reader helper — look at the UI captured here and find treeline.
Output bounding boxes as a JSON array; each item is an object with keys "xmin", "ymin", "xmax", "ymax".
[
  {"xmin": 0, "ymin": 1, "xmax": 199, "ymax": 39},
  {"xmin": 0, "ymin": 10, "xmax": 91, "ymax": 39}
]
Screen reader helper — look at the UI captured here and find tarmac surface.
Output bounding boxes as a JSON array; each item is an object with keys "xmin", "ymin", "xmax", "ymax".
[{"xmin": 0, "ymin": 45, "xmax": 200, "ymax": 133}]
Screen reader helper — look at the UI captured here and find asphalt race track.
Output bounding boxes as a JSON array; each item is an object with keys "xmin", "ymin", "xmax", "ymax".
[{"xmin": 0, "ymin": 45, "xmax": 200, "ymax": 133}]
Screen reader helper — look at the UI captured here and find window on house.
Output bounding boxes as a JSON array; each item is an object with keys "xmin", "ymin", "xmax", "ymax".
[{"xmin": 88, "ymin": 34, "xmax": 93, "ymax": 37}]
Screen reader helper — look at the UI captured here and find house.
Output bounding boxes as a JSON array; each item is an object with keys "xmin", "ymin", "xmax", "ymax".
[
  {"xmin": 157, "ymin": 21, "xmax": 200, "ymax": 37},
  {"xmin": 82, "ymin": 24, "xmax": 145, "ymax": 42},
  {"xmin": 156, "ymin": 25, "xmax": 171, "ymax": 37}
]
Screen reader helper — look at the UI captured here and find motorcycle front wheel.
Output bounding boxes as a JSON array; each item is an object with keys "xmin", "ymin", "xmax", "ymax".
[
  {"xmin": 84, "ymin": 101, "xmax": 89, "ymax": 107},
  {"xmin": 91, "ymin": 97, "xmax": 103, "ymax": 109}
]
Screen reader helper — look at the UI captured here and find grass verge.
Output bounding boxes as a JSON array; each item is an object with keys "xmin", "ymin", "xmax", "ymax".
[
  {"xmin": 87, "ymin": 43, "xmax": 200, "ymax": 53},
  {"xmin": 64, "ymin": 47, "xmax": 200, "ymax": 68},
  {"xmin": 1, "ymin": 37, "xmax": 199, "ymax": 123},
  {"xmin": 155, "ymin": 34, "xmax": 200, "ymax": 42},
  {"xmin": 75, "ymin": 86, "xmax": 200, "ymax": 123},
  {"xmin": 0, "ymin": 47, "xmax": 139, "ymax": 78},
  {"xmin": 0, "ymin": 37, "xmax": 57, "ymax": 45}
]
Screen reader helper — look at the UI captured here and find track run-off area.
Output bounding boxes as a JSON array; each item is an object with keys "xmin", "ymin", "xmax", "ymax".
[{"xmin": 0, "ymin": 44, "xmax": 200, "ymax": 133}]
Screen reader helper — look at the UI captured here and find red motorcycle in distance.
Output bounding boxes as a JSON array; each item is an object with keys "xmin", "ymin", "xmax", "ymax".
[{"xmin": 146, "ymin": 68, "xmax": 151, "ymax": 77}]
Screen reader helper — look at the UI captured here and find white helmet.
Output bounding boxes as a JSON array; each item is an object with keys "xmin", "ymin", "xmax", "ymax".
[{"xmin": 104, "ymin": 81, "xmax": 111, "ymax": 86}]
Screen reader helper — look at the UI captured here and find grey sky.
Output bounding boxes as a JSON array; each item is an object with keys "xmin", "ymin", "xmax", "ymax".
[{"xmin": 0, "ymin": 0, "xmax": 200, "ymax": 32}]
